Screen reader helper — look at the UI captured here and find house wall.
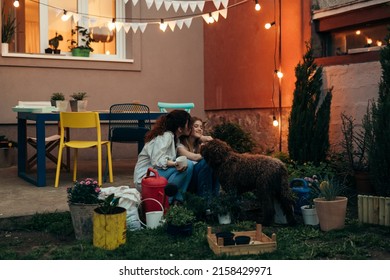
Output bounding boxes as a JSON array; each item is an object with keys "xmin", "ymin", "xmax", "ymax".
[
  {"xmin": 204, "ymin": 0, "xmax": 383, "ymax": 156},
  {"xmin": 204, "ymin": 0, "xmax": 311, "ymax": 153},
  {"xmin": 0, "ymin": 3, "xmax": 205, "ymax": 160}
]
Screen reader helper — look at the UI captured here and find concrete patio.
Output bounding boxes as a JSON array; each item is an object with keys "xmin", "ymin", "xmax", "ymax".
[{"xmin": 0, "ymin": 159, "xmax": 137, "ymax": 219}]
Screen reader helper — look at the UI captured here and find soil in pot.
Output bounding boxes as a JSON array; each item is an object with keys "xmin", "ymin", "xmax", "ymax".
[
  {"xmin": 235, "ymin": 235, "xmax": 251, "ymax": 245},
  {"xmin": 215, "ymin": 231, "xmax": 235, "ymax": 246}
]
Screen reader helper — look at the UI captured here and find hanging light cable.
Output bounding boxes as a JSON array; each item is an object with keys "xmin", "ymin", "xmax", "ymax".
[{"xmin": 13, "ymin": 1, "xmax": 20, "ymax": 8}]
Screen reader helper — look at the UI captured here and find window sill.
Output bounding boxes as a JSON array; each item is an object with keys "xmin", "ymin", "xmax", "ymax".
[
  {"xmin": 315, "ymin": 51, "xmax": 380, "ymax": 66},
  {"xmin": 0, "ymin": 52, "xmax": 139, "ymax": 71}
]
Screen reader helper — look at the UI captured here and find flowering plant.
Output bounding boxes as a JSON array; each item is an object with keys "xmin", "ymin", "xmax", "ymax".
[
  {"xmin": 67, "ymin": 178, "xmax": 101, "ymax": 204},
  {"xmin": 303, "ymin": 175, "xmax": 320, "ymax": 208},
  {"xmin": 311, "ymin": 176, "xmax": 345, "ymax": 201}
]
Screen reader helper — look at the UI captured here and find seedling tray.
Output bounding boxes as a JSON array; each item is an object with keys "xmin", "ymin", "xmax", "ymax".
[{"xmin": 207, "ymin": 224, "xmax": 276, "ymax": 256}]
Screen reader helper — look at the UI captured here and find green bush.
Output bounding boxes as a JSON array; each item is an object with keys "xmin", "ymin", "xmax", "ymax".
[{"xmin": 211, "ymin": 122, "xmax": 255, "ymax": 153}]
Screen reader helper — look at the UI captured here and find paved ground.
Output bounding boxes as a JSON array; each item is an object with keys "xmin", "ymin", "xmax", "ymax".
[{"xmin": 0, "ymin": 159, "xmax": 137, "ymax": 219}]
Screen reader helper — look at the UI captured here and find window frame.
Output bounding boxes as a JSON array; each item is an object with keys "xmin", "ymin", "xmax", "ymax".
[{"xmin": 312, "ymin": 0, "xmax": 390, "ymax": 66}]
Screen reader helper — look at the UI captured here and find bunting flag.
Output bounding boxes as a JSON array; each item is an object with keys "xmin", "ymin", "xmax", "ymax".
[{"xmin": 40, "ymin": 0, "xmax": 246, "ymax": 33}]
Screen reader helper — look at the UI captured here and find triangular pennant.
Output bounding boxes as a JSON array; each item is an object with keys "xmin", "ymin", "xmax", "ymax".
[
  {"xmin": 212, "ymin": 11, "xmax": 220, "ymax": 22},
  {"xmin": 56, "ymin": 9, "xmax": 62, "ymax": 17},
  {"xmin": 184, "ymin": 18, "xmax": 192, "ymax": 28},
  {"xmin": 132, "ymin": 0, "xmax": 139, "ymax": 5},
  {"xmin": 201, "ymin": 14, "xmax": 209, "ymax": 24},
  {"xmin": 139, "ymin": 23, "xmax": 148, "ymax": 33},
  {"xmin": 221, "ymin": 0, "xmax": 229, "ymax": 9},
  {"xmin": 180, "ymin": 1, "xmax": 189, "ymax": 13},
  {"xmin": 213, "ymin": 0, "xmax": 221, "ymax": 9},
  {"xmin": 164, "ymin": 1, "xmax": 172, "ymax": 11},
  {"xmin": 89, "ymin": 17, "xmax": 98, "ymax": 25},
  {"xmin": 176, "ymin": 19, "xmax": 184, "ymax": 30},
  {"xmin": 155, "ymin": 0, "xmax": 163, "ymax": 10},
  {"xmin": 168, "ymin": 21, "xmax": 176, "ymax": 32},
  {"xmin": 145, "ymin": 0, "xmax": 154, "ymax": 9},
  {"xmin": 189, "ymin": 1, "xmax": 197, "ymax": 12},
  {"xmin": 172, "ymin": 2, "xmax": 180, "ymax": 12},
  {"xmin": 130, "ymin": 23, "xmax": 139, "ymax": 33},
  {"xmin": 123, "ymin": 23, "xmax": 131, "ymax": 33},
  {"xmin": 124, "ymin": 0, "xmax": 129, "ymax": 4},
  {"xmin": 219, "ymin": 8, "xmax": 228, "ymax": 19},
  {"xmin": 115, "ymin": 22, "xmax": 124, "ymax": 31},
  {"xmin": 72, "ymin": 13, "xmax": 81, "ymax": 23},
  {"xmin": 197, "ymin": 1, "xmax": 205, "ymax": 12}
]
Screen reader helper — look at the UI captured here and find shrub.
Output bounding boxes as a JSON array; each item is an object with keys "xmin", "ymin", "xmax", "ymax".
[{"xmin": 211, "ymin": 122, "xmax": 255, "ymax": 153}]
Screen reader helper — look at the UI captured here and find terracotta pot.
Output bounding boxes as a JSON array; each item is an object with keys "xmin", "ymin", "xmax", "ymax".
[{"xmin": 314, "ymin": 197, "xmax": 348, "ymax": 231}]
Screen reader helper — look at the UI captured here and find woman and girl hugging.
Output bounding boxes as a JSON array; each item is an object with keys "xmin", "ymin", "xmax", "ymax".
[{"xmin": 133, "ymin": 110, "xmax": 220, "ymax": 205}]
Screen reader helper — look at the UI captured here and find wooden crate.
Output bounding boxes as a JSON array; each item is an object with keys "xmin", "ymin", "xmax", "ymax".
[
  {"xmin": 358, "ymin": 195, "xmax": 390, "ymax": 226},
  {"xmin": 207, "ymin": 224, "xmax": 277, "ymax": 256}
]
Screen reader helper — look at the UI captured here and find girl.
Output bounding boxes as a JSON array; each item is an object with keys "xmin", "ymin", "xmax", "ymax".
[{"xmin": 134, "ymin": 110, "xmax": 194, "ymax": 204}]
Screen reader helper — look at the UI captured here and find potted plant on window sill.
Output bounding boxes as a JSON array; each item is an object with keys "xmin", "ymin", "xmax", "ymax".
[
  {"xmin": 69, "ymin": 92, "xmax": 88, "ymax": 112},
  {"xmin": 47, "ymin": 32, "xmax": 63, "ymax": 54},
  {"xmin": 1, "ymin": 5, "xmax": 16, "ymax": 54},
  {"xmin": 68, "ymin": 26, "xmax": 94, "ymax": 57}
]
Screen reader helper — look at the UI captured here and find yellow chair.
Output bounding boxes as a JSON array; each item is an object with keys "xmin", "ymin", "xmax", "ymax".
[{"xmin": 54, "ymin": 112, "xmax": 113, "ymax": 187}]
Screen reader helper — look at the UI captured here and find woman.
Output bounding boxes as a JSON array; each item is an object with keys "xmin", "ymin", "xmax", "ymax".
[
  {"xmin": 133, "ymin": 110, "xmax": 194, "ymax": 204},
  {"xmin": 177, "ymin": 117, "xmax": 219, "ymax": 203}
]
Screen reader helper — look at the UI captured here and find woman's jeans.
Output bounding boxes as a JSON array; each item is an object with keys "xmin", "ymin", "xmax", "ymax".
[
  {"xmin": 158, "ymin": 160, "xmax": 194, "ymax": 203},
  {"xmin": 190, "ymin": 159, "xmax": 220, "ymax": 205}
]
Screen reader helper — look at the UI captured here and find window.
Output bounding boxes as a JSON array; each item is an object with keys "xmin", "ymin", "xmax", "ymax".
[
  {"xmin": 312, "ymin": 1, "xmax": 390, "ymax": 64},
  {"xmin": 12, "ymin": 0, "xmax": 127, "ymax": 60},
  {"xmin": 322, "ymin": 22, "xmax": 388, "ymax": 56}
]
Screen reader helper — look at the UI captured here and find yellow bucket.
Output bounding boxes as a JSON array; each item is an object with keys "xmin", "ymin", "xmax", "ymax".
[{"xmin": 93, "ymin": 207, "xmax": 127, "ymax": 250}]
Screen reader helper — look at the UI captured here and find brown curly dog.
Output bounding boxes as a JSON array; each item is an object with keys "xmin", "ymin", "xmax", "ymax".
[{"xmin": 200, "ymin": 139, "xmax": 296, "ymax": 226}]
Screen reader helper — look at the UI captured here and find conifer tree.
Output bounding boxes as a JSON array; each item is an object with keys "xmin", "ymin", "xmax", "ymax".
[
  {"xmin": 288, "ymin": 43, "xmax": 332, "ymax": 164},
  {"xmin": 366, "ymin": 29, "xmax": 390, "ymax": 196}
]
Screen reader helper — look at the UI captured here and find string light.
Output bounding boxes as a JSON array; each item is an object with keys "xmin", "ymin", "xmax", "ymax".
[
  {"xmin": 265, "ymin": 22, "xmax": 275, "ymax": 29},
  {"xmin": 108, "ymin": 18, "xmax": 116, "ymax": 31},
  {"xmin": 255, "ymin": 0, "xmax": 261, "ymax": 11},
  {"xmin": 208, "ymin": 13, "xmax": 215, "ymax": 24},
  {"xmin": 61, "ymin": 10, "xmax": 70, "ymax": 21},
  {"xmin": 159, "ymin": 19, "xmax": 168, "ymax": 32},
  {"xmin": 276, "ymin": 70, "xmax": 283, "ymax": 78},
  {"xmin": 13, "ymin": 1, "xmax": 20, "ymax": 8},
  {"xmin": 272, "ymin": 115, "xmax": 279, "ymax": 127}
]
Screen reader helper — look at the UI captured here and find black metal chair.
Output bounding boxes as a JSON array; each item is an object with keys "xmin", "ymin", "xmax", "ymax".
[{"xmin": 104, "ymin": 103, "xmax": 151, "ymax": 182}]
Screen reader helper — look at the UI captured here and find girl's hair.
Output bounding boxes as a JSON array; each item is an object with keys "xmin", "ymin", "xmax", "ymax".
[
  {"xmin": 145, "ymin": 110, "xmax": 191, "ymax": 143},
  {"xmin": 179, "ymin": 116, "xmax": 203, "ymax": 152}
]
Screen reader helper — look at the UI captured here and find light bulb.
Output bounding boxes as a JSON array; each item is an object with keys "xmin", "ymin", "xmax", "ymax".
[
  {"xmin": 159, "ymin": 19, "xmax": 167, "ymax": 32},
  {"xmin": 277, "ymin": 71, "xmax": 283, "ymax": 78},
  {"xmin": 208, "ymin": 13, "xmax": 214, "ymax": 24},
  {"xmin": 367, "ymin": 38, "xmax": 372, "ymax": 45},
  {"xmin": 108, "ymin": 20, "xmax": 116, "ymax": 31},
  {"xmin": 377, "ymin": 41, "xmax": 382, "ymax": 47},
  {"xmin": 61, "ymin": 10, "xmax": 70, "ymax": 21},
  {"xmin": 273, "ymin": 116, "xmax": 279, "ymax": 127},
  {"xmin": 13, "ymin": 1, "xmax": 20, "ymax": 8},
  {"xmin": 355, "ymin": 30, "xmax": 361, "ymax": 35},
  {"xmin": 255, "ymin": 0, "xmax": 261, "ymax": 11},
  {"xmin": 265, "ymin": 22, "xmax": 275, "ymax": 29}
]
